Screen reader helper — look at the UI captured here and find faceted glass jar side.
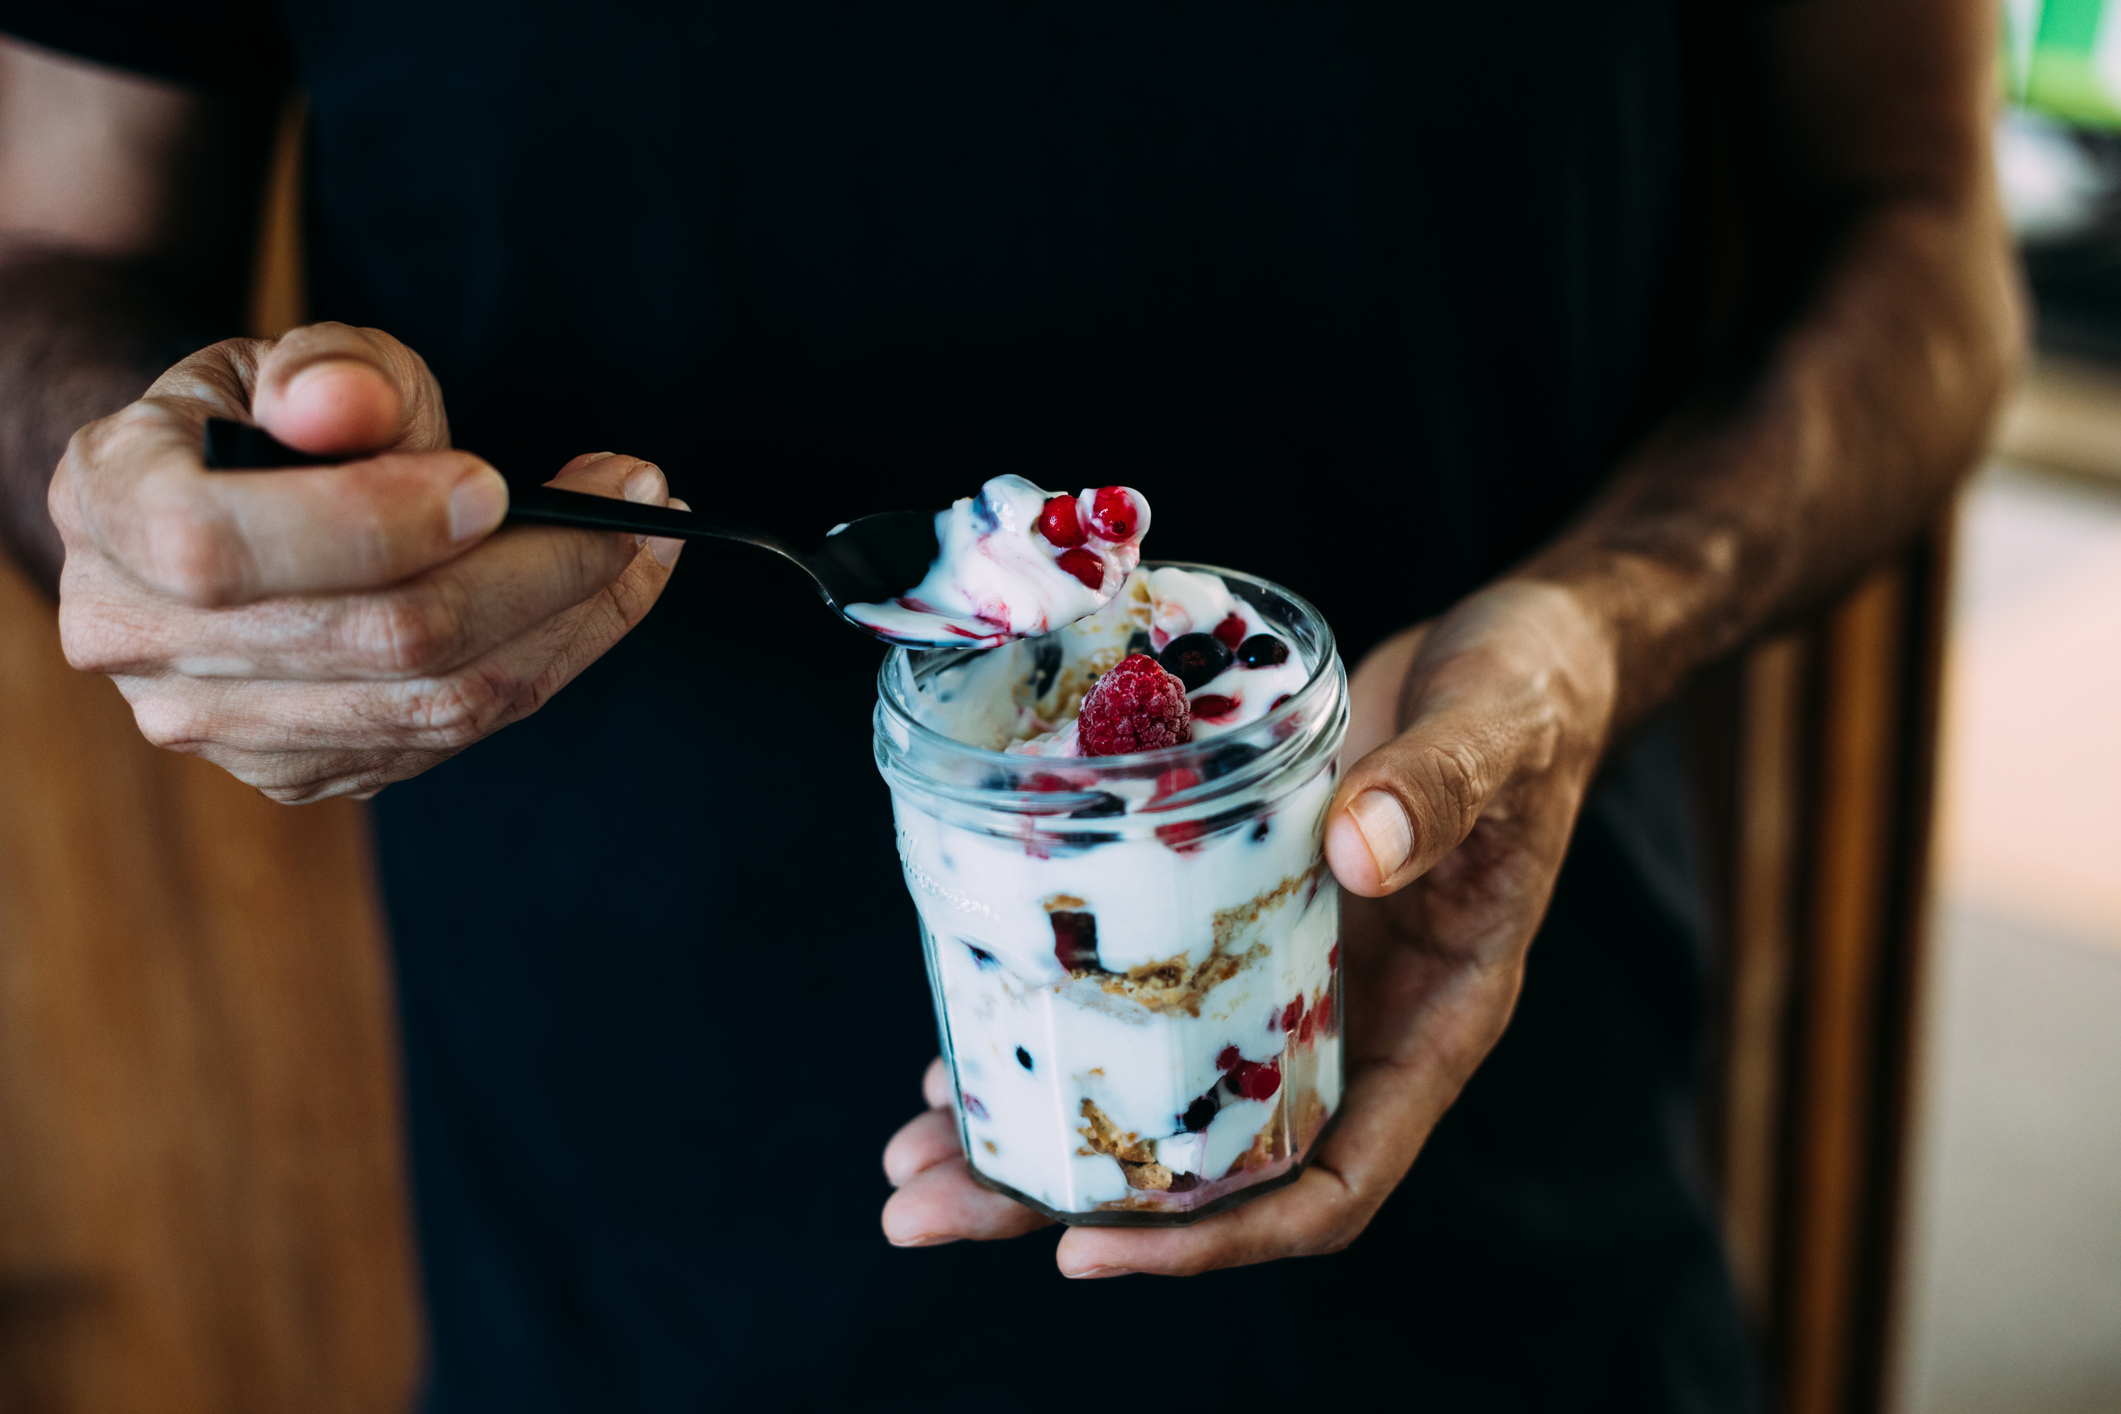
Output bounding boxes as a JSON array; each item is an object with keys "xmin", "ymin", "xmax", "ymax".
[{"xmin": 875, "ymin": 566, "xmax": 1349, "ymax": 1226}]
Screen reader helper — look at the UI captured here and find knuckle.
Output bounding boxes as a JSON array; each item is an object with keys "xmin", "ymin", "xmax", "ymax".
[
  {"xmin": 1412, "ymin": 738, "xmax": 1490, "ymax": 836},
  {"xmin": 140, "ymin": 512, "xmax": 244, "ymax": 607},
  {"xmin": 56, "ymin": 597, "xmax": 121, "ymax": 673},
  {"xmin": 129, "ymin": 695, "xmax": 206, "ymax": 752},
  {"xmin": 348, "ymin": 589, "xmax": 470, "ymax": 676},
  {"xmin": 406, "ymin": 666, "xmax": 515, "ymax": 749}
]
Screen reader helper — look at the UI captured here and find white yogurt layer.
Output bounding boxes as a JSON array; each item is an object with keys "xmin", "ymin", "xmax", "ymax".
[{"xmin": 845, "ymin": 476, "xmax": 1149, "ymax": 648}]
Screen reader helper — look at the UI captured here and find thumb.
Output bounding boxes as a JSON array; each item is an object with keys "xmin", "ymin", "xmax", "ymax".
[
  {"xmin": 1323, "ymin": 700, "xmax": 1522, "ymax": 898},
  {"xmin": 250, "ymin": 322, "xmax": 451, "ymax": 458},
  {"xmin": 1322, "ymin": 584, "xmax": 1615, "ymax": 899}
]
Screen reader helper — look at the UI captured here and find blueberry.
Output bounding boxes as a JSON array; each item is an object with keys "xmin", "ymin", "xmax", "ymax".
[
  {"xmin": 1166, "ymin": 1170, "xmax": 1202, "ymax": 1192},
  {"xmin": 1156, "ymin": 632, "xmax": 1233, "ymax": 691},
  {"xmin": 1181, "ymin": 1092, "xmax": 1220, "ymax": 1132},
  {"xmin": 1252, "ymin": 818, "xmax": 1271, "ymax": 842},
  {"xmin": 967, "ymin": 945, "xmax": 1000, "ymax": 970},
  {"xmin": 1202, "ymin": 742, "xmax": 1265, "ymax": 781},
  {"xmin": 1126, "ymin": 629, "xmax": 1153, "ymax": 655},
  {"xmin": 1027, "ymin": 635, "xmax": 1063, "ymax": 698},
  {"xmin": 1236, "ymin": 634, "xmax": 1290, "ymax": 668},
  {"xmin": 1057, "ymin": 792, "xmax": 1123, "ymax": 847},
  {"xmin": 1017, "ymin": 1046, "xmax": 1033, "ymax": 1070}
]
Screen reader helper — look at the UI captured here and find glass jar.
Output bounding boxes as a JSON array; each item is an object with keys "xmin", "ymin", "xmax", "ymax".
[{"xmin": 873, "ymin": 565, "xmax": 1349, "ymax": 1225}]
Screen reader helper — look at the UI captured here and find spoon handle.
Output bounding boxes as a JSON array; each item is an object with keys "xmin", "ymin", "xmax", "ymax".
[{"xmin": 201, "ymin": 418, "xmax": 791, "ymax": 553}]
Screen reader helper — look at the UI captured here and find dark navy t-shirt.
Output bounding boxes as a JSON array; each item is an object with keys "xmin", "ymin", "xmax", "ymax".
[{"xmin": 6, "ymin": 3, "xmax": 1759, "ymax": 1408}]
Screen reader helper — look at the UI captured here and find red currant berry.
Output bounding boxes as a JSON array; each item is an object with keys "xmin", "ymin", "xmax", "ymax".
[
  {"xmin": 1055, "ymin": 547, "xmax": 1104, "ymax": 590},
  {"xmin": 1190, "ymin": 694, "xmax": 1239, "ymax": 719},
  {"xmin": 1216, "ymin": 1045, "xmax": 1241, "ymax": 1072},
  {"xmin": 1089, "ymin": 486, "xmax": 1137, "ymax": 541},
  {"xmin": 1232, "ymin": 1059, "xmax": 1282, "ymax": 1101},
  {"xmin": 1154, "ymin": 819, "xmax": 1208, "ymax": 853},
  {"xmin": 1037, "ymin": 494, "xmax": 1086, "ymax": 546},
  {"xmin": 1281, "ymin": 995, "xmax": 1306, "ymax": 1034},
  {"xmin": 1212, "ymin": 613, "xmax": 1247, "ymax": 650},
  {"xmin": 1152, "ymin": 766, "xmax": 1204, "ymax": 799}
]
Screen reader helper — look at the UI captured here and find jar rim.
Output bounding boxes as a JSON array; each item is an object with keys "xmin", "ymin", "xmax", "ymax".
[{"xmin": 874, "ymin": 562, "xmax": 1346, "ymax": 821}]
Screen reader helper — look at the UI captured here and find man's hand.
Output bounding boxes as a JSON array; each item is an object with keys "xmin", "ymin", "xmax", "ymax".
[
  {"xmin": 879, "ymin": 581, "xmax": 1618, "ymax": 1272},
  {"xmin": 49, "ymin": 321, "xmax": 685, "ymax": 802}
]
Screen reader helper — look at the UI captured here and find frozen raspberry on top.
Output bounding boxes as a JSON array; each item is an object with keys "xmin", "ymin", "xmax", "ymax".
[{"xmin": 1077, "ymin": 654, "xmax": 1192, "ymax": 756}]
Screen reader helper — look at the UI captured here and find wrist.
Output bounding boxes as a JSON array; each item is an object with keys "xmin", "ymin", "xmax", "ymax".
[
  {"xmin": 1500, "ymin": 539, "xmax": 1719, "ymax": 746},
  {"xmin": 1404, "ymin": 579, "xmax": 1621, "ymax": 774}
]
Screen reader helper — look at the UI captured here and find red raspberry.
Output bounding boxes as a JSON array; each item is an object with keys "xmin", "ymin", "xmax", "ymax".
[
  {"xmin": 1037, "ymin": 494, "xmax": 1086, "ymax": 546},
  {"xmin": 1055, "ymin": 547, "xmax": 1104, "ymax": 590},
  {"xmin": 1088, "ymin": 486, "xmax": 1138, "ymax": 541},
  {"xmin": 1190, "ymin": 694, "xmax": 1239, "ymax": 720},
  {"xmin": 1077, "ymin": 654, "xmax": 1191, "ymax": 756},
  {"xmin": 1212, "ymin": 613, "xmax": 1247, "ymax": 650},
  {"xmin": 1231, "ymin": 1059, "xmax": 1282, "ymax": 1101}
]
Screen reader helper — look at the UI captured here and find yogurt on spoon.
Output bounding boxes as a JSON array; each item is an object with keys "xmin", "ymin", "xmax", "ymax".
[{"xmin": 844, "ymin": 476, "xmax": 1150, "ymax": 648}]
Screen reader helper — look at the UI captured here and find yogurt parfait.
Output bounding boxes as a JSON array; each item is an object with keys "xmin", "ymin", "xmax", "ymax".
[{"xmin": 874, "ymin": 560, "xmax": 1348, "ymax": 1224}]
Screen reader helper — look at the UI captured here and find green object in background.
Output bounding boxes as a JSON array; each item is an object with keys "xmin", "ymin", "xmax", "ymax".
[{"xmin": 2012, "ymin": 0, "xmax": 2121, "ymax": 127}]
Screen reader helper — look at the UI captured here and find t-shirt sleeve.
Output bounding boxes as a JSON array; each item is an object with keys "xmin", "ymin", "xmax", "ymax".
[{"xmin": 0, "ymin": 0, "xmax": 287, "ymax": 92}]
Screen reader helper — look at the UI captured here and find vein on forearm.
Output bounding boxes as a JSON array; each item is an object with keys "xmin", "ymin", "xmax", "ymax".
[
  {"xmin": 0, "ymin": 248, "xmax": 213, "ymax": 595},
  {"xmin": 1519, "ymin": 188, "xmax": 2023, "ymax": 741}
]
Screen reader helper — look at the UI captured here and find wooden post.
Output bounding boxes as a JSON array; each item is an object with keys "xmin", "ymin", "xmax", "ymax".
[{"xmin": 0, "ymin": 95, "xmax": 419, "ymax": 1413}]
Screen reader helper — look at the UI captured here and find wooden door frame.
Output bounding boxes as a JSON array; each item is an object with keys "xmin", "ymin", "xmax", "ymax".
[{"xmin": 1690, "ymin": 517, "xmax": 1955, "ymax": 1414}]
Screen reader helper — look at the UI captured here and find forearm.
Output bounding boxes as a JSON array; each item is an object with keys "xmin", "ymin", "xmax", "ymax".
[
  {"xmin": 0, "ymin": 247, "xmax": 220, "ymax": 593},
  {"xmin": 1516, "ymin": 188, "xmax": 2023, "ymax": 741}
]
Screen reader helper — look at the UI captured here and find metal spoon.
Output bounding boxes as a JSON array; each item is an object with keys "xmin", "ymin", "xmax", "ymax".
[{"xmin": 202, "ymin": 418, "xmax": 943, "ymax": 644}]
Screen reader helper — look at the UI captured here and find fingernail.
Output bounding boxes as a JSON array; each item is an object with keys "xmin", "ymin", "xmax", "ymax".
[
  {"xmin": 1064, "ymin": 1266, "xmax": 1136, "ymax": 1280},
  {"xmin": 651, "ymin": 497, "xmax": 690, "ymax": 568},
  {"xmin": 284, "ymin": 357, "xmax": 376, "ymax": 401},
  {"xmin": 1348, "ymin": 790, "xmax": 1412, "ymax": 879},
  {"xmin": 448, "ymin": 467, "xmax": 509, "ymax": 543},
  {"xmin": 623, "ymin": 463, "xmax": 665, "ymax": 505},
  {"xmin": 888, "ymin": 1233, "xmax": 946, "ymax": 1248}
]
